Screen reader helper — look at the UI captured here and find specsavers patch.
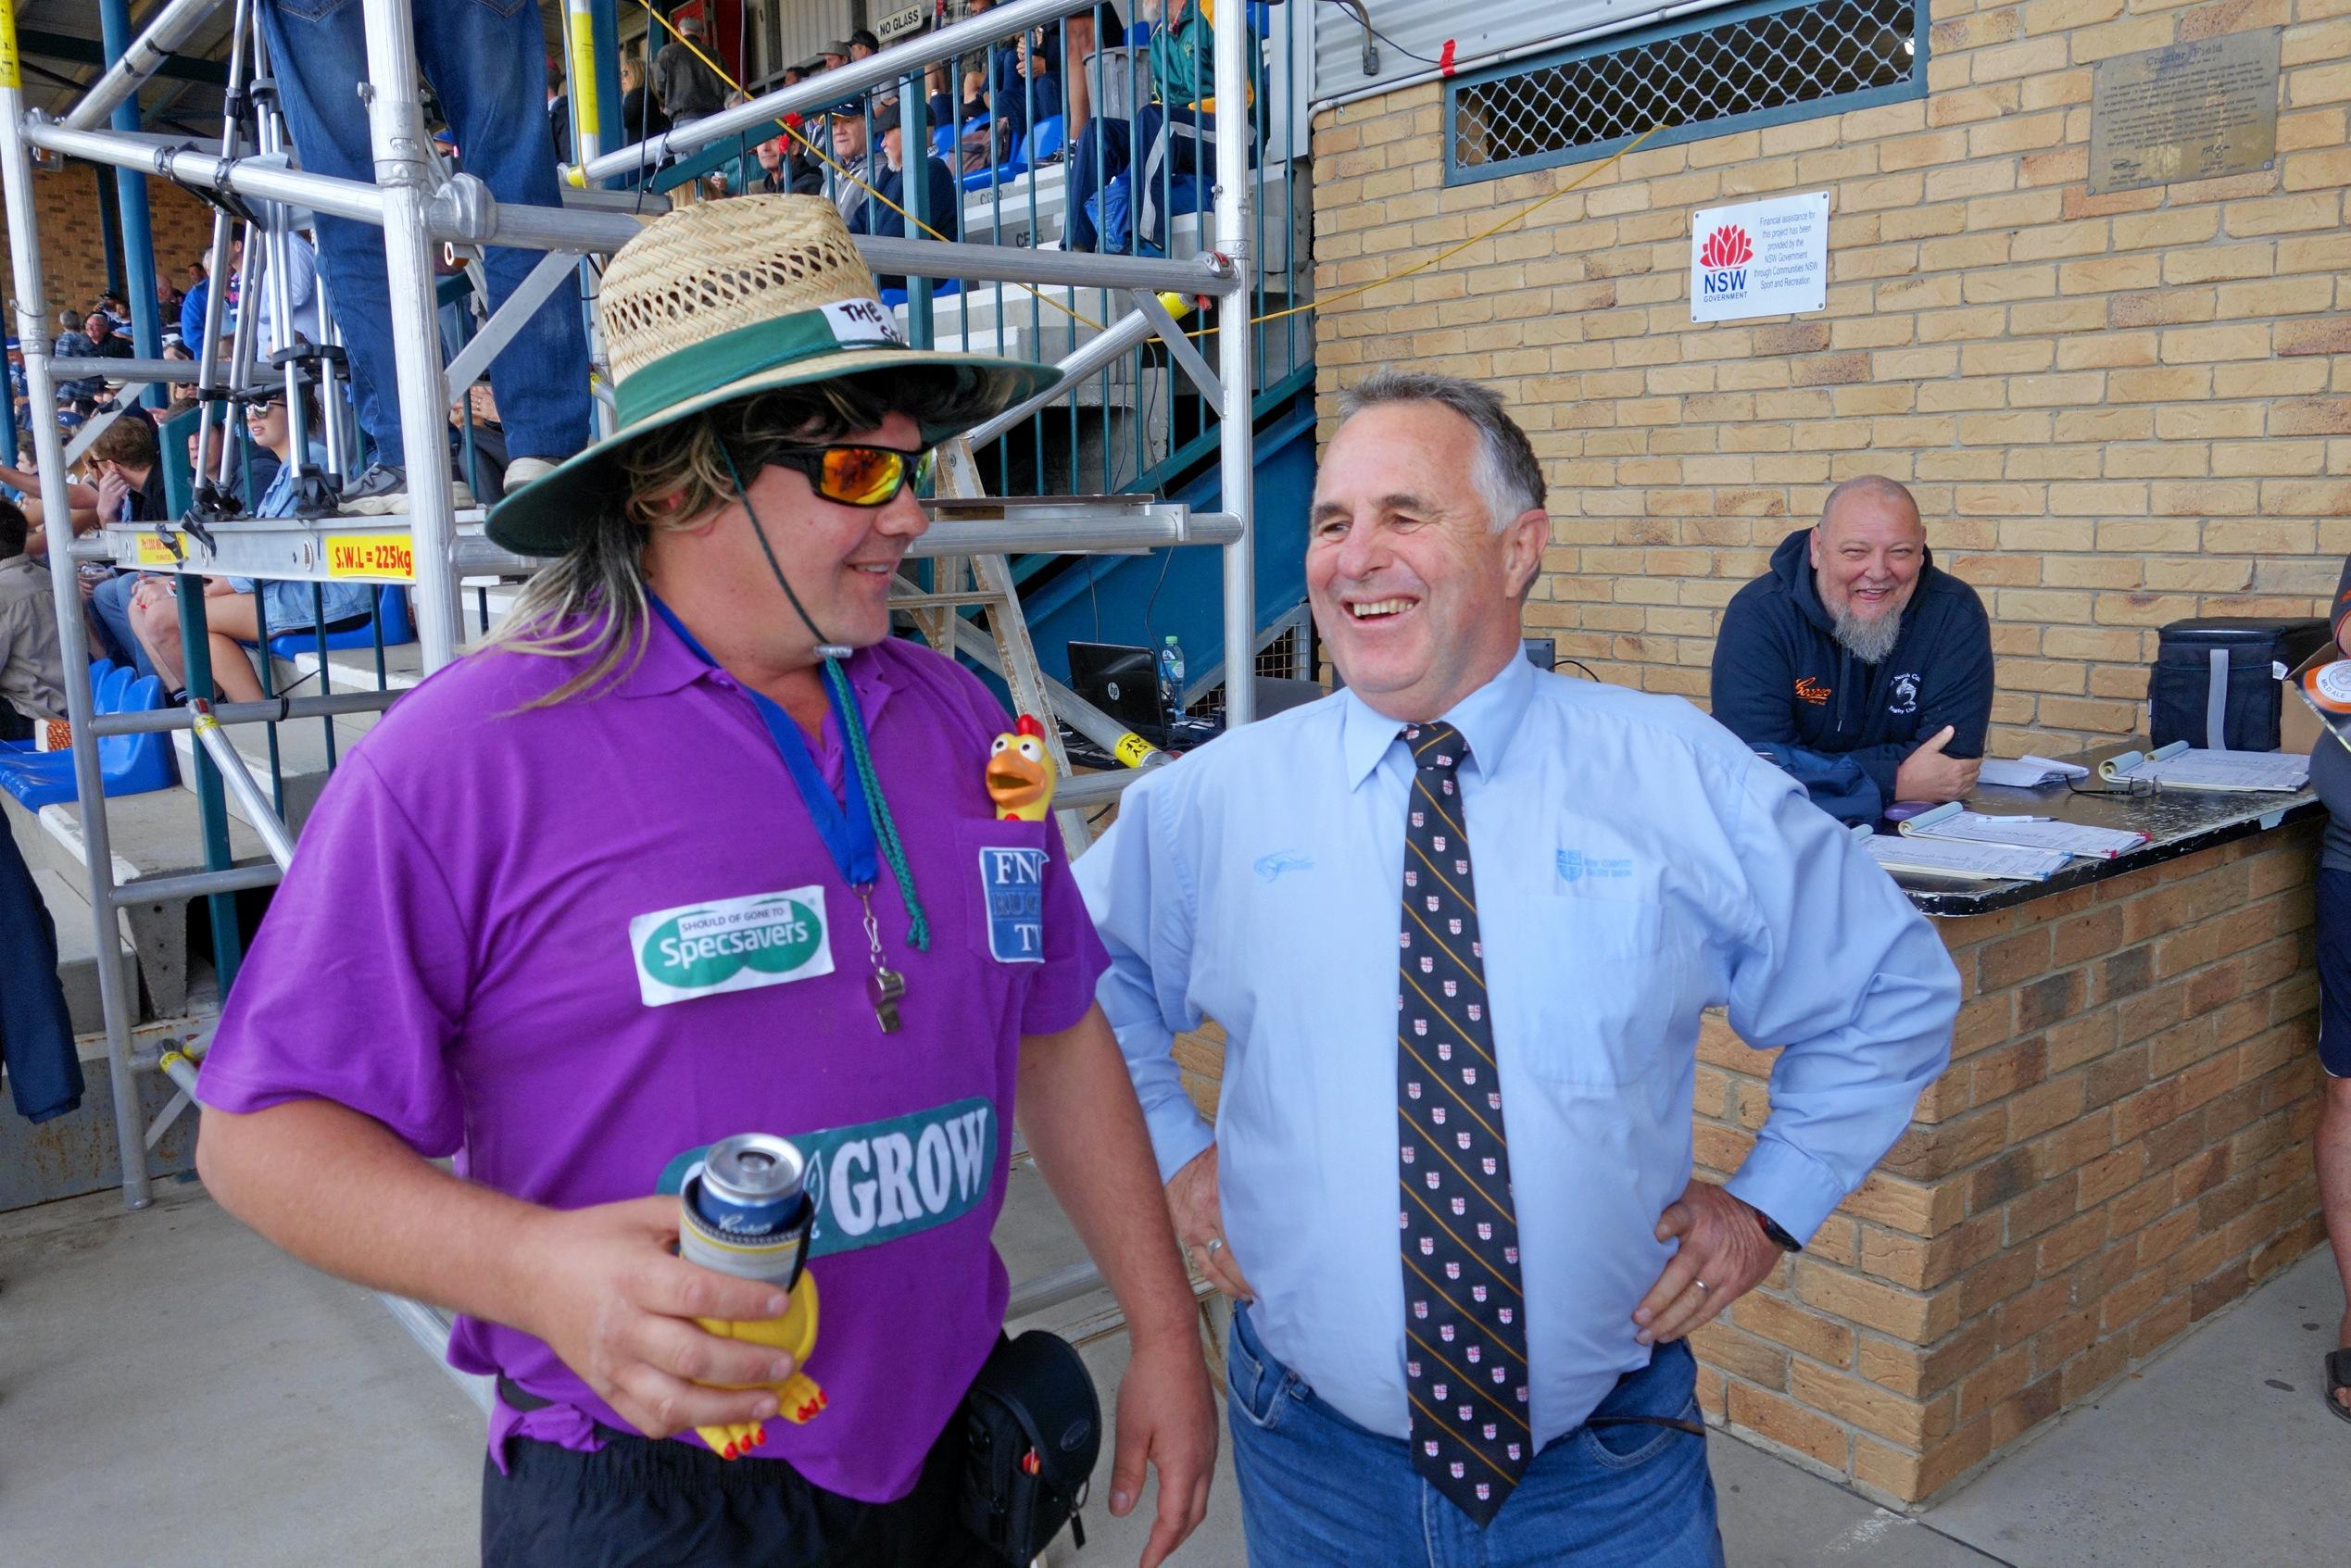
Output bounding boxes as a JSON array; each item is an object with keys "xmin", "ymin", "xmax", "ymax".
[
  {"xmin": 659, "ymin": 1098, "xmax": 997, "ymax": 1257},
  {"xmin": 629, "ymin": 885, "xmax": 834, "ymax": 1007}
]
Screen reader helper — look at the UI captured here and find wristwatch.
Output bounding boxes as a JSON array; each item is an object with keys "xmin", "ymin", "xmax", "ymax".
[{"xmin": 1743, "ymin": 1199, "xmax": 1803, "ymax": 1253}]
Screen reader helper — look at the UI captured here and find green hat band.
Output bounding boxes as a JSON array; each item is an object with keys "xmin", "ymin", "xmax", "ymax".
[{"xmin": 611, "ymin": 299, "xmax": 911, "ymax": 429}]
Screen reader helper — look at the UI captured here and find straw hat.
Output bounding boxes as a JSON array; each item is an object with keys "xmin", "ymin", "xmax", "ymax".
[{"xmin": 486, "ymin": 194, "xmax": 1059, "ymax": 556}]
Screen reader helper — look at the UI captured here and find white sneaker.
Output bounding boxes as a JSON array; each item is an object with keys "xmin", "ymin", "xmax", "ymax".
[
  {"xmin": 502, "ymin": 456, "xmax": 560, "ymax": 492},
  {"xmin": 339, "ymin": 461, "xmax": 477, "ymax": 516}
]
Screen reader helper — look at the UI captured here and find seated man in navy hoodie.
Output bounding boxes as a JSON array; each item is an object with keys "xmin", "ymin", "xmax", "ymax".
[{"xmin": 1711, "ymin": 476, "xmax": 1993, "ymax": 823}]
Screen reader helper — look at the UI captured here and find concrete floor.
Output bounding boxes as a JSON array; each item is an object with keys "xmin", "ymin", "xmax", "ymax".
[{"xmin": 5, "ymin": 1178, "xmax": 2345, "ymax": 1567}]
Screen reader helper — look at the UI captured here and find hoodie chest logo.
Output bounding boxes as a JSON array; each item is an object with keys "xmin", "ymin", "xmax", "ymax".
[
  {"xmin": 1794, "ymin": 677, "xmax": 1830, "ymax": 706},
  {"xmin": 1889, "ymin": 672, "xmax": 1920, "ymax": 715}
]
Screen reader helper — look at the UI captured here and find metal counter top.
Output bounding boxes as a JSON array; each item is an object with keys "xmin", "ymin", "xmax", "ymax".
[{"xmin": 1887, "ymin": 742, "xmax": 2322, "ymax": 917}]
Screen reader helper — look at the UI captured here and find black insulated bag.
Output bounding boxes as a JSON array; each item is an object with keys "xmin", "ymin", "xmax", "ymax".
[{"xmin": 2148, "ymin": 617, "xmax": 2331, "ymax": 752}]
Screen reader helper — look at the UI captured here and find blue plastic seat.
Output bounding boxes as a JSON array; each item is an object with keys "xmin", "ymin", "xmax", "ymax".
[
  {"xmin": 1026, "ymin": 114, "xmax": 1065, "ymax": 166},
  {"xmin": 258, "ymin": 585, "xmax": 416, "ymax": 659},
  {"xmin": 0, "ymin": 672, "xmax": 177, "ymax": 809},
  {"xmin": 0, "ymin": 659, "xmax": 113, "ymax": 755},
  {"xmin": 879, "ymin": 279, "xmax": 964, "ymax": 310},
  {"xmin": 930, "ymin": 124, "xmax": 956, "ymax": 160}
]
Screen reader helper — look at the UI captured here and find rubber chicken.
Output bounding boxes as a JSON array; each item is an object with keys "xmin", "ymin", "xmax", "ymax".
[
  {"xmin": 692, "ymin": 1271, "xmax": 826, "ymax": 1461},
  {"xmin": 986, "ymin": 714, "xmax": 1058, "ymax": 821}
]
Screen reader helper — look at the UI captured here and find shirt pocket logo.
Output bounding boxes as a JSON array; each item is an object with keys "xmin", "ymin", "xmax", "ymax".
[{"xmin": 978, "ymin": 846, "xmax": 1048, "ymax": 963}]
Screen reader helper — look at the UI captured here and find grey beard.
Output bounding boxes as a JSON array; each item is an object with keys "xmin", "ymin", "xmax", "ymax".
[{"xmin": 1832, "ymin": 603, "xmax": 1903, "ymax": 664}]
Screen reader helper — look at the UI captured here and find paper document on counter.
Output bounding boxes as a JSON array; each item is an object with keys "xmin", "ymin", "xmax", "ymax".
[
  {"xmin": 1863, "ymin": 834, "xmax": 2069, "ymax": 883},
  {"xmin": 2099, "ymin": 742, "xmax": 2310, "ymax": 793},
  {"xmin": 1978, "ymin": 755, "xmax": 2091, "ymax": 788},
  {"xmin": 1898, "ymin": 803, "xmax": 2149, "ymax": 859}
]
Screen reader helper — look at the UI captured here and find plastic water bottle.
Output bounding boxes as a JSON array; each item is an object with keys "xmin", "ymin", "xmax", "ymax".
[{"xmin": 1158, "ymin": 634, "xmax": 1187, "ymax": 733}]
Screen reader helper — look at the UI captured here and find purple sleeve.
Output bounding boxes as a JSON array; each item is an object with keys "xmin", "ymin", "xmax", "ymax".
[{"xmin": 195, "ymin": 751, "xmax": 471, "ymax": 1155}]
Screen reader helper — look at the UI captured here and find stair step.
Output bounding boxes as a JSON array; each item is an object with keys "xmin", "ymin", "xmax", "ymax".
[{"xmin": 31, "ymin": 866, "xmax": 140, "ymax": 1034}]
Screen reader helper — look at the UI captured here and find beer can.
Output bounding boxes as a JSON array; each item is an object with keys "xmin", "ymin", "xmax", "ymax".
[{"xmin": 679, "ymin": 1133, "xmax": 811, "ymax": 1287}]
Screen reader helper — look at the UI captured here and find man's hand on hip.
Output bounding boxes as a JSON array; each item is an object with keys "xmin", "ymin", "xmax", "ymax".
[
  {"xmin": 516, "ymin": 1195, "xmax": 797, "ymax": 1439},
  {"xmin": 1632, "ymin": 1179, "xmax": 1781, "ymax": 1347},
  {"xmin": 1893, "ymin": 724, "xmax": 1980, "ymax": 803},
  {"xmin": 1165, "ymin": 1145, "xmax": 1256, "ymax": 1305}
]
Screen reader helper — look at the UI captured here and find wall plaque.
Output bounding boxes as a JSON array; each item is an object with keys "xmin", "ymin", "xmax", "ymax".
[{"xmin": 2089, "ymin": 30, "xmax": 2281, "ymax": 195}]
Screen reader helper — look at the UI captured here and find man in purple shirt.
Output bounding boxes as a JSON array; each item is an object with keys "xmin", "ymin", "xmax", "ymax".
[{"xmin": 194, "ymin": 195, "xmax": 1213, "ymax": 1566}]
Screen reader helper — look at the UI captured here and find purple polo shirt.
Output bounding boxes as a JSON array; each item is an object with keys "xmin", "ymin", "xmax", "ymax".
[{"xmin": 198, "ymin": 614, "xmax": 1107, "ymax": 1503}]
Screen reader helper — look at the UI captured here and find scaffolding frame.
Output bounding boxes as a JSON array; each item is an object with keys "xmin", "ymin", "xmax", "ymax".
[{"xmin": 0, "ymin": 0, "xmax": 1259, "ymax": 1216}]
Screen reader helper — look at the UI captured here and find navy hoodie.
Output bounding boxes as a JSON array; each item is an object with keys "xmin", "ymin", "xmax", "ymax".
[{"xmin": 1712, "ymin": 528, "xmax": 1994, "ymax": 808}]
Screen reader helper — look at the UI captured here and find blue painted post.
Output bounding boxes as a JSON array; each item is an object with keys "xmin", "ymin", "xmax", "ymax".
[
  {"xmin": 99, "ymin": 0, "xmax": 166, "ymax": 399},
  {"xmin": 590, "ymin": 0, "xmax": 622, "ymax": 154}
]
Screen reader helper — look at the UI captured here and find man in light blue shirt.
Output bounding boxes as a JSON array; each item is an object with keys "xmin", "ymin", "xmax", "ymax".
[{"xmin": 1075, "ymin": 371, "xmax": 1959, "ymax": 1566}]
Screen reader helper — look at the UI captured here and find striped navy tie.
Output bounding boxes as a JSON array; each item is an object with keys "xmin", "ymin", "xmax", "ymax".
[{"xmin": 1394, "ymin": 721, "xmax": 1529, "ymax": 1525}]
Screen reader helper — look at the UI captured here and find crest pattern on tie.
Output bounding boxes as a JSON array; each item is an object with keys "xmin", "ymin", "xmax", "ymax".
[{"xmin": 1394, "ymin": 721, "xmax": 1528, "ymax": 1526}]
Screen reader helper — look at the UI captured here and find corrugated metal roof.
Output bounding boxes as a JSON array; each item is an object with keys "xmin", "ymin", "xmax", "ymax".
[{"xmin": 1313, "ymin": 0, "xmax": 1736, "ymax": 109}]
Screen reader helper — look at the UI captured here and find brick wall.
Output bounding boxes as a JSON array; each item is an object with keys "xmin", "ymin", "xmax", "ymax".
[
  {"xmin": 1310, "ymin": 0, "xmax": 2351, "ymax": 757},
  {"xmin": 0, "ymin": 165, "xmax": 220, "ymax": 335},
  {"xmin": 1689, "ymin": 823, "xmax": 2324, "ymax": 1501}
]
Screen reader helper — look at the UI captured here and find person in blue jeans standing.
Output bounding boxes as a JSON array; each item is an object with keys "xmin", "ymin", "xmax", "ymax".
[
  {"xmin": 2307, "ymin": 555, "xmax": 2351, "ymax": 1422},
  {"xmin": 1077, "ymin": 370, "xmax": 1959, "ymax": 1565},
  {"xmin": 258, "ymin": 0, "xmax": 591, "ymax": 514}
]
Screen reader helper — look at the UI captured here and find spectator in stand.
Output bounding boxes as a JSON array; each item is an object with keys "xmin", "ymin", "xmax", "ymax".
[
  {"xmin": 849, "ymin": 28, "xmax": 881, "ymax": 60},
  {"xmin": 1064, "ymin": 0, "xmax": 1240, "ymax": 256},
  {"xmin": 156, "ymin": 273, "xmax": 184, "ymax": 318},
  {"xmin": 88, "ymin": 417, "xmax": 170, "ymax": 526},
  {"xmin": 258, "ymin": 0, "xmax": 592, "ymax": 517},
  {"xmin": 925, "ymin": 64, "xmax": 956, "ymax": 134},
  {"xmin": 0, "ymin": 450, "xmax": 101, "ymax": 560},
  {"xmin": 84, "ymin": 311, "xmax": 132, "ymax": 362},
  {"xmin": 997, "ymin": 39, "xmax": 1062, "ymax": 153},
  {"xmin": 849, "ymin": 99, "xmax": 962, "ymax": 290},
  {"xmin": 97, "ymin": 294, "xmax": 132, "ymax": 334},
  {"xmin": 547, "ymin": 55, "xmax": 572, "ymax": 162},
  {"xmin": 0, "ymin": 495, "xmax": 69, "ymax": 745},
  {"xmin": 619, "ymin": 55, "xmax": 669, "ymax": 148},
  {"xmin": 726, "ymin": 131, "xmax": 821, "ymax": 198},
  {"xmin": 52, "ymin": 309, "xmax": 103, "ymax": 410},
  {"xmin": 162, "ymin": 342, "xmax": 200, "ymax": 411},
  {"xmin": 250, "ymin": 225, "xmax": 322, "ymax": 351},
  {"xmin": 130, "ymin": 381, "xmax": 371, "ymax": 706},
  {"xmin": 0, "ymin": 496, "xmax": 82, "ymax": 1129},
  {"xmin": 822, "ymin": 105, "xmax": 874, "ymax": 229},
  {"xmin": 652, "ymin": 13, "xmax": 728, "ymax": 128},
  {"xmin": 178, "ymin": 261, "xmax": 209, "ymax": 351},
  {"xmin": 818, "ymin": 39, "xmax": 851, "ymax": 70}
]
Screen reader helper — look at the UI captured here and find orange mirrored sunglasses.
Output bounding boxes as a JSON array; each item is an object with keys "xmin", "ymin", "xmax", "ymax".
[{"xmin": 760, "ymin": 444, "xmax": 937, "ymax": 508}]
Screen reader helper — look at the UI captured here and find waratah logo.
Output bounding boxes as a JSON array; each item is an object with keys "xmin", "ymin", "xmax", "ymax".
[
  {"xmin": 1698, "ymin": 223, "xmax": 1753, "ymax": 300},
  {"xmin": 1700, "ymin": 225, "xmax": 1752, "ymax": 269}
]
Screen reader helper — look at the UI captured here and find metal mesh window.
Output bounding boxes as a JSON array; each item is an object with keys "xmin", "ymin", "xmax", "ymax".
[{"xmin": 1447, "ymin": 0, "xmax": 1922, "ymax": 183}]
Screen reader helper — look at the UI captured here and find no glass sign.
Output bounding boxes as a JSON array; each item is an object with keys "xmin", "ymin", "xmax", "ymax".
[{"xmin": 1689, "ymin": 192, "xmax": 1829, "ymax": 324}]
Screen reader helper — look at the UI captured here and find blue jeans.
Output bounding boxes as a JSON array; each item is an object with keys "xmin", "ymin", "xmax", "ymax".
[
  {"xmin": 1226, "ymin": 1309, "xmax": 1726, "ymax": 1568},
  {"xmin": 90, "ymin": 572, "xmax": 156, "ymax": 679},
  {"xmin": 0, "ymin": 827, "xmax": 83, "ymax": 1123},
  {"xmin": 1063, "ymin": 102, "xmax": 1215, "ymax": 254},
  {"xmin": 258, "ymin": 0, "xmax": 591, "ymax": 465}
]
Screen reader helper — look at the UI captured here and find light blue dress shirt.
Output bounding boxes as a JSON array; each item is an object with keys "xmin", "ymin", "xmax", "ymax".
[{"xmin": 1075, "ymin": 650, "xmax": 1959, "ymax": 1449}]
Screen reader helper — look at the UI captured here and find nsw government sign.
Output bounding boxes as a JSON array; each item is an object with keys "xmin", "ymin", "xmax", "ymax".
[{"xmin": 1689, "ymin": 192, "xmax": 1829, "ymax": 323}]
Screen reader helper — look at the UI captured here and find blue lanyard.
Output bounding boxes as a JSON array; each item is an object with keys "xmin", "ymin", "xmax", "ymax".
[{"xmin": 648, "ymin": 593, "xmax": 878, "ymax": 891}]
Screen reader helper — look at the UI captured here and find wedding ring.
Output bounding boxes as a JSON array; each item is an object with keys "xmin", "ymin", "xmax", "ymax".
[
  {"xmin": 1695, "ymin": 1279, "xmax": 1709, "ymax": 1292},
  {"xmin": 1205, "ymin": 1237, "xmax": 1226, "ymax": 1257}
]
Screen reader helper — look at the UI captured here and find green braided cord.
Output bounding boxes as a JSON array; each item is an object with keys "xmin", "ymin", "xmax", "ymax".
[{"xmin": 826, "ymin": 657, "xmax": 932, "ymax": 951}]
